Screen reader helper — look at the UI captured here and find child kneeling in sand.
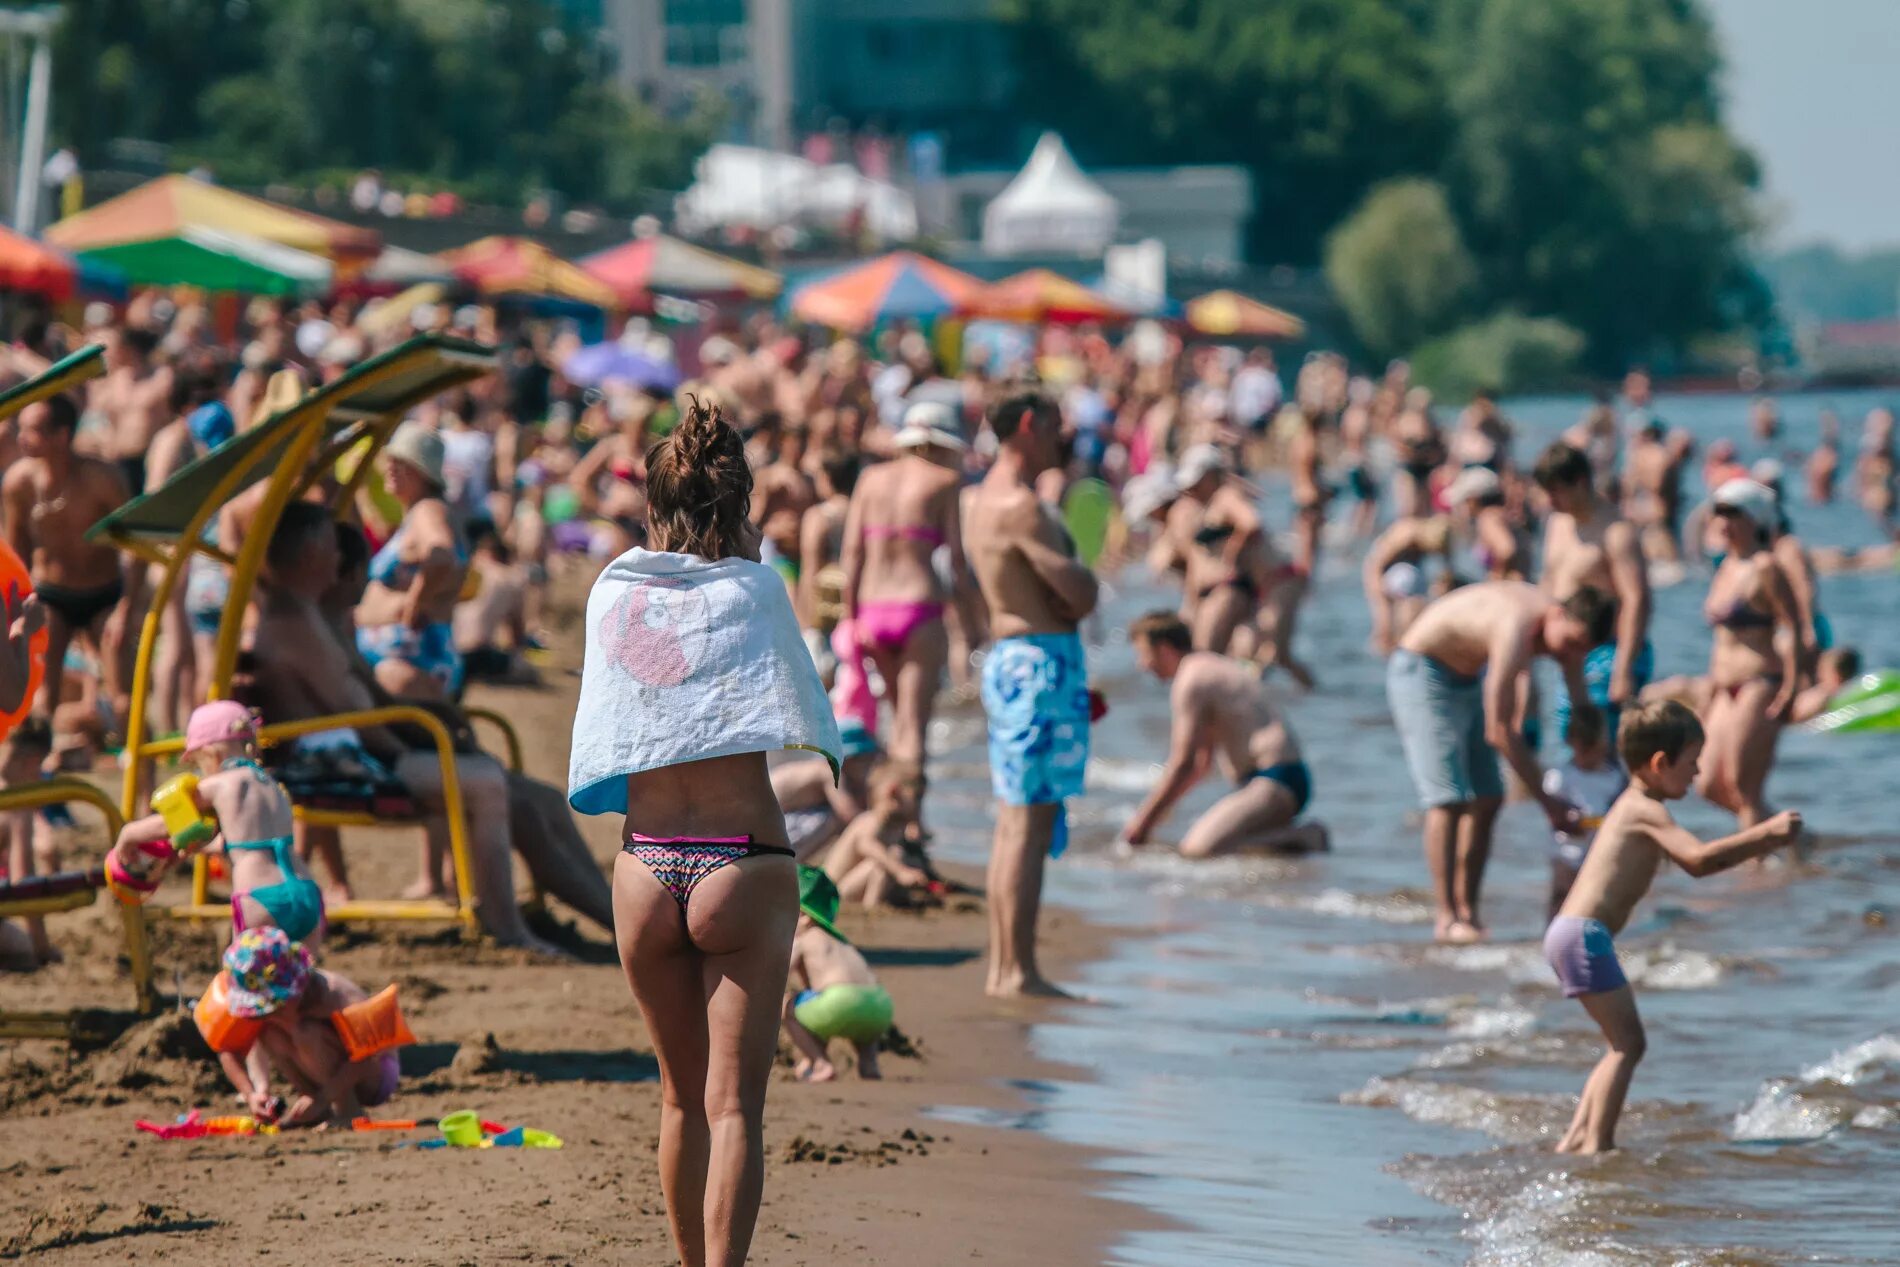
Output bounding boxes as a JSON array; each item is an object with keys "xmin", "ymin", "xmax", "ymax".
[
  {"xmin": 219, "ymin": 928, "xmax": 400, "ymax": 1127},
  {"xmin": 784, "ymin": 867, "xmax": 893, "ymax": 1082},
  {"xmin": 822, "ymin": 760, "xmax": 936, "ymax": 909},
  {"xmin": 1546, "ymin": 699, "xmax": 1801, "ymax": 1153}
]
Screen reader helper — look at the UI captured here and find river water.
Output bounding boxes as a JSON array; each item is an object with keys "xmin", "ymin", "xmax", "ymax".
[{"xmin": 928, "ymin": 389, "xmax": 1900, "ymax": 1264}]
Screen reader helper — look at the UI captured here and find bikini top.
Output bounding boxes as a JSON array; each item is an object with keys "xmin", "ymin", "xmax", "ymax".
[
  {"xmin": 368, "ymin": 519, "xmax": 469, "ymax": 591},
  {"xmin": 219, "ymin": 759, "xmax": 296, "ymax": 878},
  {"xmin": 1706, "ymin": 594, "xmax": 1774, "ymax": 631},
  {"xmin": 862, "ymin": 522, "xmax": 945, "ymax": 548}
]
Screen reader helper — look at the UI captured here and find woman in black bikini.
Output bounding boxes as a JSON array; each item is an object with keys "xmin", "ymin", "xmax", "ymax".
[
  {"xmin": 1390, "ymin": 391, "xmax": 1447, "ymax": 519},
  {"xmin": 1697, "ymin": 479, "xmax": 1800, "ymax": 829}
]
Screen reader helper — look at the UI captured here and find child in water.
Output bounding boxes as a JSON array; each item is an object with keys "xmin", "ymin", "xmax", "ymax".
[
  {"xmin": 1541, "ymin": 706, "xmax": 1627, "ymax": 918},
  {"xmin": 218, "ymin": 928, "xmax": 400, "ymax": 1126},
  {"xmin": 1546, "ymin": 699, "xmax": 1801, "ymax": 1153},
  {"xmin": 783, "ymin": 867, "xmax": 893, "ymax": 1082},
  {"xmin": 109, "ymin": 701, "xmax": 323, "ymax": 948},
  {"xmin": 821, "ymin": 760, "xmax": 935, "ymax": 909}
]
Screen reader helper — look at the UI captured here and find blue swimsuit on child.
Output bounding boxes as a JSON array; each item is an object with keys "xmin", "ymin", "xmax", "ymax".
[
  {"xmin": 356, "ymin": 522, "xmax": 468, "ymax": 696},
  {"xmin": 223, "ymin": 759, "xmax": 324, "ymax": 941}
]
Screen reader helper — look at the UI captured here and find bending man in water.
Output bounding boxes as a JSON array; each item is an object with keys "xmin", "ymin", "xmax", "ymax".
[
  {"xmin": 1122, "ymin": 611, "xmax": 1328, "ymax": 857},
  {"xmin": 965, "ymin": 388, "xmax": 1098, "ymax": 998},
  {"xmin": 1386, "ymin": 580, "xmax": 1615, "ymax": 942}
]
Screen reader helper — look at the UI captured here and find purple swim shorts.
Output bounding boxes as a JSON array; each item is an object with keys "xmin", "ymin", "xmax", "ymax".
[{"xmin": 1543, "ymin": 915, "xmax": 1629, "ymax": 998}]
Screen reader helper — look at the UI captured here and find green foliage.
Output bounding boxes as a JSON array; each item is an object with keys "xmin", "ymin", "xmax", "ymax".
[
  {"xmin": 998, "ymin": 0, "xmax": 1450, "ymax": 267},
  {"xmin": 1003, "ymin": 0, "xmax": 1765, "ymax": 372},
  {"xmin": 51, "ymin": 0, "xmax": 711, "ymax": 209},
  {"xmin": 1408, "ymin": 311, "xmax": 1586, "ymax": 398},
  {"xmin": 1324, "ymin": 179, "xmax": 1475, "ymax": 362},
  {"xmin": 1437, "ymin": 0, "xmax": 1763, "ymax": 371}
]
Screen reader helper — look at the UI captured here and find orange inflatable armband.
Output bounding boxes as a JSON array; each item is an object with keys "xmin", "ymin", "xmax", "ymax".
[
  {"xmin": 195, "ymin": 971, "xmax": 263, "ymax": 1054},
  {"xmin": 331, "ymin": 985, "xmax": 416, "ymax": 1062},
  {"xmin": 0, "ymin": 543, "xmax": 46, "ymax": 743}
]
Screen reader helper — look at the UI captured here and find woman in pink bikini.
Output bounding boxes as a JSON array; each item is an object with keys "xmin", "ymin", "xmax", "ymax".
[
  {"xmin": 838, "ymin": 401, "xmax": 975, "ymax": 770},
  {"xmin": 568, "ymin": 397, "xmax": 841, "ymax": 1267}
]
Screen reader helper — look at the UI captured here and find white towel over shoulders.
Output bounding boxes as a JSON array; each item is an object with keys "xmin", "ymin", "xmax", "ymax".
[{"xmin": 567, "ymin": 547, "xmax": 841, "ymax": 816}]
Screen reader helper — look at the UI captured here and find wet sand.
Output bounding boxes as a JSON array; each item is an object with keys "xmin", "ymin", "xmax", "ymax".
[{"xmin": 0, "ymin": 620, "xmax": 1140, "ymax": 1263}]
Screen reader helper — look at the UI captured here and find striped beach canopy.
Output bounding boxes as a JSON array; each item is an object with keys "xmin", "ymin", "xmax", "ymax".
[{"xmin": 789, "ymin": 251, "xmax": 985, "ymax": 332}]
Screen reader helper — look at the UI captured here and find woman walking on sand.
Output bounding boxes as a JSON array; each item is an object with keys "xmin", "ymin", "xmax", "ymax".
[{"xmin": 568, "ymin": 398, "xmax": 841, "ymax": 1267}]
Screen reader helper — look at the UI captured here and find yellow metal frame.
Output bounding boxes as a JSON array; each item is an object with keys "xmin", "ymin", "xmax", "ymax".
[
  {"xmin": 0, "ymin": 779, "xmax": 151, "ymax": 1039},
  {"xmin": 463, "ymin": 707, "xmax": 523, "ymax": 772},
  {"xmin": 97, "ymin": 342, "xmax": 497, "ymax": 937}
]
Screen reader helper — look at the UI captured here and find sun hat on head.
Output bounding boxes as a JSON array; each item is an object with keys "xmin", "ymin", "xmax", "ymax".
[
  {"xmin": 894, "ymin": 400, "xmax": 967, "ymax": 453},
  {"xmin": 184, "ymin": 700, "xmax": 258, "ymax": 756},
  {"xmin": 1712, "ymin": 477, "xmax": 1777, "ymax": 526},
  {"xmin": 1750, "ymin": 457, "xmax": 1784, "ymax": 487},
  {"xmin": 384, "ymin": 420, "xmax": 446, "ymax": 489},
  {"xmin": 1446, "ymin": 465, "xmax": 1503, "ymax": 505},
  {"xmin": 222, "ymin": 927, "xmax": 313, "ymax": 1019},
  {"xmin": 1174, "ymin": 444, "xmax": 1227, "ymax": 491},
  {"xmin": 1120, "ymin": 472, "xmax": 1176, "ymax": 524},
  {"xmin": 797, "ymin": 865, "xmax": 848, "ymax": 943}
]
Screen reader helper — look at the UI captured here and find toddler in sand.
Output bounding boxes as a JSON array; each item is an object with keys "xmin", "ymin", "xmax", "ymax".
[
  {"xmin": 1545, "ymin": 699, "xmax": 1801, "ymax": 1153},
  {"xmin": 108, "ymin": 701, "xmax": 323, "ymax": 947},
  {"xmin": 784, "ymin": 867, "xmax": 893, "ymax": 1082},
  {"xmin": 822, "ymin": 760, "xmax": 936, "ymax": 909},
  {"xmin": 217, "ymin": 928, "xmax": 399, "ymax": 1126},
  {"xmin": 1541, "ymin": 705, "xmax": 1626, "ymax": 918}
]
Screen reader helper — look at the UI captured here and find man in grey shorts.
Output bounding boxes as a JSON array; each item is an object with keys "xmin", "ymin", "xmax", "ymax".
[{"xmin": 1386, "ymin": 580, "xmax": 1616, "ymax": 943}]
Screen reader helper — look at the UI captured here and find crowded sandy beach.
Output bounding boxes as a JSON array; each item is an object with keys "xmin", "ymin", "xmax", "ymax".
[{"xmin": 4, "ymin": 3, "xmax": 1900, "ymax": 1263}]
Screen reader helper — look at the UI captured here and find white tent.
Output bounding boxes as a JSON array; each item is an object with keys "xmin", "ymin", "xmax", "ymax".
[
  {"xmin": 674, "ymin": 144, "xmax": 918, "ymax": 243},
  {"xmin": 982, "ymin": 132, "xmax": 1119, "ymax": 256}
]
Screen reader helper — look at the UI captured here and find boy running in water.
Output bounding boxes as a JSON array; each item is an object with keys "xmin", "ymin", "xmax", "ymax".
[{"xmin": 1546, "ymin": 699, "xmax": 1801, "ymax": 1153}]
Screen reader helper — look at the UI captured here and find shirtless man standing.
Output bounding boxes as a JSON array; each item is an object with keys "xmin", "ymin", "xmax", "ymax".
[
  {"xmin": 1534, "ymin": 442, "xmax": 1653, "ymax": 737},
  {"xmin": 1122, "ymin": 612, "xmax": 1327, "ymax": 857},
  {"xmin": 1386, "ymin": 580, "xmax": 1616, "ymax": 942},
  {"xmin": 2, "ymin": 396, "xmax": 134, "ymax": 731},
  {"xmin": 965, "ymin": 388, "xmax": 1098, "ymax": 998},
  {"xmin": 92, "ymin": 326, "xmax": 171, "ymax": 495}
]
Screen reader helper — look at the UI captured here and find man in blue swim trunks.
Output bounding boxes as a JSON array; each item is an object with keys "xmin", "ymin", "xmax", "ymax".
[
  {"xmin": 1122, "ymin": 612, "xmax": 1328, "ymax": 858},
  {"xmin": 966, "ymin": 388, "xmax": 1099, "ymax": 999},
  {"xmin": 1534, "ymin": 442, "xmax": 1653, "ymax": 743}
]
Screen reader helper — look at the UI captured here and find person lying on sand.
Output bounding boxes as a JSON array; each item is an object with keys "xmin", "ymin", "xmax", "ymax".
[
  {"xmin": 784, "ymin": 867, "xmax": 894, "ymax": 1082},
  {"xmin": 1546, "ymin": 700, "xmax": 1801, "ymax": 1153},
  {"xmin": 821, "ymin": 760, "xmax": 937, "ymax": 909},
  {"xmin": 1120, "ymin": 611, "xmax": 1328, "ymax": 858},
  {"xmin": 772, "ymin": 719, "xmax": 877, "ymax": 862},
  {"xmin": 219, "ymin": 928, "xmax": 400, "ymax": 1128}
]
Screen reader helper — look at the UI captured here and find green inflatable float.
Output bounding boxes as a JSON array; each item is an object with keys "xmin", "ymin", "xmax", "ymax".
[
  {"xmin": 1063, "ymin": 477, "xmax": 1115, "ymax": 569},
  {"xmin": 1806, "ymin": 671, "xmax": 1900, "ymax": 734}
]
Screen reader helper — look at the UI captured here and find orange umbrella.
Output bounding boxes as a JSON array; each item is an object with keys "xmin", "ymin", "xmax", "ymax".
[
  {"xmin": 1185, "ymin": 290, "xmax": 1306, "ymax": 339},
  {"xmin": 970, "ymin": 268, "xmax": 1131, "ymax": 324},
  {"xmin": 45, "ymin": 174, "xmax": 379, "ymax": 261},
  {"xmin": 789, "ymin": 251, "xmax": 985, "ymax": 332},
  {"xmin": 440, "ymin": 236, "xmax": 617, "ymax": 308},
  {"xmin": 582, "ymin": 234, "xmax": 780, "ymax": 305},
  {"xmin": 0, "ymin": 227, "xmax": 75, "ymax": 300}
]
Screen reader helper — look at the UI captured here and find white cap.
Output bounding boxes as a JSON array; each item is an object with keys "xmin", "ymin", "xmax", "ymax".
[
  {"xmin": 1750, "ymin": 457, "xmax": 1784, "ymax": 486},
  {"xmin": 1446, "ymin": 465, "xmax": 1502, "ymax": 504},
  {"xmin": 1712, "ymin": 478, "xmax": 1777, "ymax": 525},
  {"xmin": 893, "ymin": 400, "xmax": 966, "ymax": 452},
  {"xmin": 1121, "ymin": 472, "xmax": 1176, "ymax": 523},
  {"xmin": 698, "ymin": 335, "xmax": 739, "ymax": 366},
  {"xmin": 1175, "ymin": 444, "xmax": 1227, "ymax": 490}
]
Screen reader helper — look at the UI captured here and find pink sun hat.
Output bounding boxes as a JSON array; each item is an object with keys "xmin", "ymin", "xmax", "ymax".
[{"xmin": 184, "ymin": 700, "xmax": 259, "ymax": 756}]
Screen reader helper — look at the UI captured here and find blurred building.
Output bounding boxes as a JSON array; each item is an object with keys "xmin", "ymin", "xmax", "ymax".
[
  {"xmin": 953, "ymin": 164, "xmax": 1253, "ymax": 267},
  {"xmin": 604, "ymin": 0, "xmax": 1019, "ymax": 161}
]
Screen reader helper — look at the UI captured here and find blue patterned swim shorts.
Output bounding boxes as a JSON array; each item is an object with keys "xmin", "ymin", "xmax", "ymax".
[{"xmin": 982, "ymin": 632, "xmax": 1090, "ymax": 809}]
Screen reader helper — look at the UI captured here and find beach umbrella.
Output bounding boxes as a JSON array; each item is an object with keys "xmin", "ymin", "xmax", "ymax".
[
  {"xmin": 0, "ymin": 227, "xmax": 76, "ymax": 300},
  {"xmin": 788, "ymin": 251, "xmax": 985, "ymax": 332},
  {"xmin": 563, "ymin": 342, "xmax": 682, "ymax": 394},
  {"xmin": 582, "ymin": 234, "xmax": 781, "ymax": 306},
  {"xmin": 969, "ymin": 268, "xmax": 1131, "ymax": 325},
  {"xmin": 45, "ymin": 173, "xmax": 379, "ymax": 261},
  {"xmin": 1185, "ymin": 290, "xmax": 1306, "ymax": 340},
  {"xmin": 441, "ymin": 236, "xmax": 618, "ymax": 309},
  {"xmin": 76, "ymin": 226, "xmax": 332, "ymax": 296}
]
